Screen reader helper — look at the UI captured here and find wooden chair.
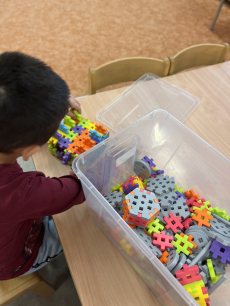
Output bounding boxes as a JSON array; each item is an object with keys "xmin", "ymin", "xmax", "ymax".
[
  {"xmin": 0, "ymin": 272, "xmax": 54, "ymax": 306},
  {"xmin": 168, "ymin": 43, "xmax": 229, "ymax": 75},
  {"xmin": 88, "ymin": 57, "xmax": 170, "ymax": 95}
]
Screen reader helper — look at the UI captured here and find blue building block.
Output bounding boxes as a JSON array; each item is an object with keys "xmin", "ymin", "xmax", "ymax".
[{"xmin": 59, "ymin": 122, "xmax": 69, "ymax": 134}]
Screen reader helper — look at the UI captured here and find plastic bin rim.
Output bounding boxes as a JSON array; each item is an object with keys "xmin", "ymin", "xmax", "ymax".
[{"xmin": 73, "ymin": 108, "xmax": 230, "ymax": 173}]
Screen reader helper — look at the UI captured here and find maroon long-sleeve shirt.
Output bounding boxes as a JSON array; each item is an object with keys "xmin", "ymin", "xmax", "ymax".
[{"xmin": 0, "ymin": 161, "xmax": 85, "ymax": 280}]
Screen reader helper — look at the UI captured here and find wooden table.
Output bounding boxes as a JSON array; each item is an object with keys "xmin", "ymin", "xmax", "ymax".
[{"xmin": 32, "ymin": 62, "xmax": 230, "ymax": 306}]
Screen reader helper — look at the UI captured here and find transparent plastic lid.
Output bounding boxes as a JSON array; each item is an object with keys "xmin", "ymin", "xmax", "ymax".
[{"xmin": 96, "ymin": 73, "xmax": 200, "ymax": 132}]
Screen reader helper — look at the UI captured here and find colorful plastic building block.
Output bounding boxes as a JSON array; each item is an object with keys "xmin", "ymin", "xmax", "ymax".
[
  {"xmin": 210, "ymin": 239, "xmax": 230, "ymax": 264},
  {"xmin": 164, "ymin": 212, "xmax": 184, "ymax": 234},
  {"xmin": 161, "ymin": 197, "xmax": 190, "ymax": 220},
  {"xmin": 152, "ymin": 231, "xmax": 173, "ymax": 251},
  {"xmin": 103, "ymin": 191, "xmax": 123, "ymax": 208},
  {"xmin": 182, "ymin": 217, "xmax": 194, "ymax": 229},
  {"xmin": 146, "ymin": 174, "xmax": 175, "ymax": 196},
  {"xmin": 174, "ymin": 185, "xmax": 184, "ymax": 193},
  {"xmin": 186, "ymin": 197, "xmax": 196, "ymax": 212},
  {"xmin": 123, "ymin": 188, "xmax": 160, "ymax": 224},
  {"xmin": 123, "ymin": 183, "xmax": 139, "ymax": 195},
  {"xmin": 184, "ymin": 283, "xmax": 210, "ymax": 306},
  {"xmin": 59, "ymin": 122, "xmax": 69, "ymax": 134},
  {"xmin": 134, "ymin": 160, "xmax": 152, "ymax": 179},
  {"xmin": 192, "ymin": 209, "xmax": 213, "ymax": 227},
  {"xmin": 173, "ymin": 233, "xmax": 194, "ymax": 256},
  {"xmin": 184, "ymin": 189, "xmax": 200, "ymax": 201},
  {"xmin": 48, "ymin": 144, "xmax": 57, "ymax": 157},
  {"xmin": 207, "ymin": 259, "xmax": 220, "ymax": 284},
  {"xmin": 159, "ymin": 250, "xmax": 169, "ymax": 263},
  {"xmin": 141, "ymin": 156, "xmax": 156, "ymax": 169},
  {"xmin": 164, "ymin": 250, "xmax": 180, "ymax": 271},
  {"xmin": 175, "ymin": 264, "xmax": 202, "ymax": 285},
  {"xmin": 212, "ymin": 207, "xmax": 230, "ymax": 221},
  {"xmin": 146, "ymin": 218, "xmax": 165, "ymax": 235},
  {"xmin": 64, "ymin": 115, "xmax": 75, "ymax": 127},
  {"xmin": 71, "ymin": 125, "xmax": 85, "ymax": 135},
  {"xmin": 187, "ymin": 234, "xmax": 198, "ymax": 254}
]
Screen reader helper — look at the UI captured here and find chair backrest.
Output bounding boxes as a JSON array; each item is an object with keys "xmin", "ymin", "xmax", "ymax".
[
  {"xmin": 88, "ymin": 57, "xmax": 170, "ymax": 94},
  {"xmin": 168, "ymin": 43, "xmax": 229, "ymax": 75}
]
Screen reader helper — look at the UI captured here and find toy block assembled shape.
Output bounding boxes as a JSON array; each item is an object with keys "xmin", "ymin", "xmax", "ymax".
[
  {"xmin": 161, "ymin": 197, "xmax": 190, "ymax": 220},
  {"xmin": 192, "ymin": 209, "xmax": 213, "ymax": 227},
  {"xmin": 123, "ymin": 188, "xmax": 160, "ymax": 228},
  {"xmin": 48, "ymin": 111, "xmax": 109, "ymax": 166},
  {"xmin": 164, "ymin": 212, "xmax": 184, "ymax": 234},
  {"xmin": 152, "ymin": 231, "xmax": 173, "ymax": 251},
  {"xmin": 175, "ymin": 264, "xmax": 202, "ymax": 285},
  {"xmin": 173, "ymin": 233, "xmax": 194, "ymax": 256}
]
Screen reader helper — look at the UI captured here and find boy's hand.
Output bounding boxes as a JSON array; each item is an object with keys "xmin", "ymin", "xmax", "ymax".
[{"xmin": 68, "ymin": 95, "xmax": 82, "ymax": 118}]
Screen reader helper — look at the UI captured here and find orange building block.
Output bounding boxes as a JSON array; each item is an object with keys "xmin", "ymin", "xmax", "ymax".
[
  {"xmin": 159, "ymin": 251, "xmax": 169, "ymax": 264},
  {"xmin": 180, "ymin": 233, "xmax": 198, "ymax": 254},
  {"xmin": 192, "ymin": 209, "xmax": 213, "ymax": 227},
  {"xmin": 95, "ymin": 123, "xmax": 107, "ymax": 135},
  {"xmin": 184, "ymin": 189, "xmax": 200, "ymax": 201}
]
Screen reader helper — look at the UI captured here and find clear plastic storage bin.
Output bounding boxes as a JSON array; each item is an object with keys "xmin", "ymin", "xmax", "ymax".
[
  {"xmin": 96, "ymin": 73, "xmax": 200, "ymax": 132},
  {"xmin": 73, "ymin": 109, "xmax": 230, "ymax": 306}
]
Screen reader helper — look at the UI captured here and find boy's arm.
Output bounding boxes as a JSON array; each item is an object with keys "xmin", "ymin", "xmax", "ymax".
[{"xmin": 19, "ymin": 172, "xmax": 85, "ymax": 220}]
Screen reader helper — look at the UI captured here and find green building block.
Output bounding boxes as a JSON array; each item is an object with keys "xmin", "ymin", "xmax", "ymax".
[
  {"xmin": 183, "ymin": 280, "xmax": 205, "ymax": 294},
  {"xmin": 48, "ymin": 144, "xmax": 57, "ymax": 157},
  {"xmin": 207, "ymin": 259, "xmax": 221, "ymax": 284},
  {"xmin": 79, "ymin": 117, "xmax": 91, "ymax": 129},
  {"xmin": 69, "ymin": 153, "xmax": 78, "ymax": 165},
  {"xmin": 65, "ymin": 130, "xmax": 79, "ymax": 142},
  {"xmin": 192, "ymin": 204, "xmax": 212, "ymax": 216},
  {"xmin": 175, "ymin": 185, "xmax": 184, "ymax": 193},
  {"xmin": 112, "ymin": 184, "xmax": 121, "ymax": 192},
  {"xmin": 71, "ymin": 110, "xmax": 82, "ymax": 122},
  {"xmin": 172, "ymin": 233, "xmax": 194, "ymax": 256},
  {"xmin": 64, "ymin": 115, "xmax": 75, "ymax": 128},
  {"xmin": 146, "ymin": 218, "xmax": 165, "ymax": 234},
  {"xmin": 212, "ymin": 207, "xmax": 230, "ymax": 221},
  {"xmin": 143, "ymin": 179, "xmax": 148, "ymax": 186}
]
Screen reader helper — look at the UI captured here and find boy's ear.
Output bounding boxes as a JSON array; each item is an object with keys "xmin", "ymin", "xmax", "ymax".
[{"xmin": 21, "ymin": 145, "xmax": 41, "ymax": 161}]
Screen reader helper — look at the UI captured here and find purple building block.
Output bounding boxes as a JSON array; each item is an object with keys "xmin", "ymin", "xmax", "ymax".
[
  {"xmin": 62, "ymin": 152, "xmax": 71, "ymax": 165},
  {"xmin": 56, "ymin": 150, "xmax": 64, "ymax": 160},
  {"xmin": 210, "ymin": 240, "xmax": 230, "ymax": 264},
  {"xmin": 151, "ymin": 169, "xmax": 164, "ymax": 175},
  {"xmin": 123, "ymin": 183, "xmax": 139, "ymax": 195},
  {"xmin": 71, "ymin": 125, "xmax": 85, "ymax": 135},
  {"xmin": 142, "ymin": 156, "xmax": 156, "ymax": 169},
  {"xmin": 53, "ymin": 131, "xmax": 62, "ymax": 139},
  {"xmin": 57, "ymin": 137, "xmax": 72, "ymax": 150},
  {"xmin": 176, "ymin": 191, "xmax": 188, "ymax": 200}
]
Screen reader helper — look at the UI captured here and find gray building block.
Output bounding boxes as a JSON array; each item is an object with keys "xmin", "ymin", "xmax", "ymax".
[
  {"xmin": 125, "ymin": 188, "xmax": 160, "ymax": 221},
  {"xmin": 134, "ymin": 160, "xmax": 152, "ymax": 179},
  {"xmin": 104, "ymin": 191, "xmax": 123, "ymax": 208},
  {"xmin": 161, "ymin": 197, "xmax": 190, "ymax": 220},
  {"xmin": 164, "ymin": 250, "xmax": 179, "ymax": 271},
  {"xmin": 146, "ymin": 174, "xmax": 175, "ymax": 196}
]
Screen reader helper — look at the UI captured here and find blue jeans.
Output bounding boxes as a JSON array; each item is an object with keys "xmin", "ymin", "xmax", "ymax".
[{"xmin": 23, "ymin": 216, "xmax": 63, "ymax": 275}]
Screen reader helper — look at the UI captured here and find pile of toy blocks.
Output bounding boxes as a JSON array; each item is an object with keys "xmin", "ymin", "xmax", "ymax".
[
  {"xmin": 103, "ymin": 155, "xmax": 230, "ymax": 306},
  {"xmin": 48, "ymin": 111, "xmax": 109, "ymax": 165}
]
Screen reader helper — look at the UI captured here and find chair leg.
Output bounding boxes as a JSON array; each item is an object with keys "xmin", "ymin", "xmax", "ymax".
[
  {"xmin": 210, "ymin": 0, "xmax": 225, "ymax": 30},
  {"xmin": 31, "ymin": 279, "xmax": 55, "ymax": 298}
]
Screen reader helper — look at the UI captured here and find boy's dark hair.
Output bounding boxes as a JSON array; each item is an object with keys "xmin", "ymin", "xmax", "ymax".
[{"xmin": 0, "ymin": 52, "xmax": 70, "ymax": 153}]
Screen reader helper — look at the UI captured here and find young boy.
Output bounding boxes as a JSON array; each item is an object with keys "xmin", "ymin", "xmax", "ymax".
[{"xmin": 0, "ymin": 52, "xmax": 85, "ymax": 280}]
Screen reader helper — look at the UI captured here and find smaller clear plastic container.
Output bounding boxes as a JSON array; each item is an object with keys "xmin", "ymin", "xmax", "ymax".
[{"xmin": 96, "ymin": 73, "xmax": 200, "ymax": 132}]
